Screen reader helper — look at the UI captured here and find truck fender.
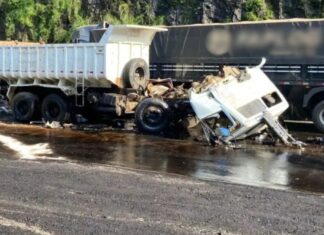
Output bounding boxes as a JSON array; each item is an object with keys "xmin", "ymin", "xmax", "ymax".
[{"xmin": 303, "ymin": 87, "xmax": 324, "ymax": 108}]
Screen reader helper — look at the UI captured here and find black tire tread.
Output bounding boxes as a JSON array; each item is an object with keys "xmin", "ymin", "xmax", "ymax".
[
  {"xmin": 135, "ymin": 98, "xmax": 170, "ymax": 134},
  {"xmin": 312, "ymin": 100, "xmax": 324, "ymax": 133},
  {"xmin": 41, "ymin": 94, "xmax": 73, "ymax": 123},
  {"xmin": 11, "ymin": 92, "xmax": 39, "ymax": 122},
  {"xmin": 123, "ymin": 58, "xmax": 149, "ymax": 90}
]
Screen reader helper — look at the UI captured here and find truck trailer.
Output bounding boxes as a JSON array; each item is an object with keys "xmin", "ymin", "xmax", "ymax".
[{"xmin": 150, "ymin": 19, "xmax": 324, "ymax": 132}]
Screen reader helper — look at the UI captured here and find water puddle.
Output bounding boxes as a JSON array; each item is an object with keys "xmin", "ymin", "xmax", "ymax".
[{"xmin": 0, "ymin": 123, "xmax": 323, "ymax": 194}]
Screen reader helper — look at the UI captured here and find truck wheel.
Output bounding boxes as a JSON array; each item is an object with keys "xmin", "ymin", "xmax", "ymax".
[
  {"xmin": 135, "ymin": 98, "xmax": 170, "ymax": 134},
  {"xmin": 41, "ymin": 94, "xmax": 72, "ymax": 123},
  {"xmin": 312, "ymin": 101, "xmax": 324, "ymax": 132},
  {"xmin": 123, "ymin": 58, "xmax": 149, "ymax": 90},
  {"xmin": 11, "ymin": 92, "xmax": 39, "ymax": 122}
]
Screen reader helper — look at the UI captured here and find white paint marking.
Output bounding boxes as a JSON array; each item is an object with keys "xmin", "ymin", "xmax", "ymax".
[{"xmin": 0, "ymin": 215, "xmax": 52, "ymax": 235}]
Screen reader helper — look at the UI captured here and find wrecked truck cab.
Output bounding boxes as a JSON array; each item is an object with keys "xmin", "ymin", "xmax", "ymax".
[{"xmin": 189, "ymin": 58, "xmax": 299, "ymax": 146}]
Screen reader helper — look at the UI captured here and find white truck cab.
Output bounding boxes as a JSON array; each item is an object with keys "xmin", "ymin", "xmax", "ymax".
[{"xmin": 190, "ymin": 59, "xmax": 301, "ymax": 146}]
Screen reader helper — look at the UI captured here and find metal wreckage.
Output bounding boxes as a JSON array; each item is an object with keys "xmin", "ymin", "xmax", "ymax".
[
  {"xmin": 142, "ymin": 58, "xmax": 304, "ymax": 148},
  {"xmin": 0, "ymin": 24, "xmax": 303, "ymax": 147}
]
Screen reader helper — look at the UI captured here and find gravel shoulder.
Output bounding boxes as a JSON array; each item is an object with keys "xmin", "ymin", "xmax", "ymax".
[{"xmin": 0, "ymin": 158, "xmax": 323, "ymax": 235}]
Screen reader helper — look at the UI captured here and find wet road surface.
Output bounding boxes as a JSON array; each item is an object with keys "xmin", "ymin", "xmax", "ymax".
[{"xmin": 0, "ymin": 123, "xmax": 323, "ymax": 194}]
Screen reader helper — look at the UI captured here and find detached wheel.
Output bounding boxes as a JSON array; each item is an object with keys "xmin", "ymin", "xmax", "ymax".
[
  {"xmin": 135, "ymin": 98, "xmax": 170, "ymax": 134},
  {"xmin": 123, "ymin": 58, "xmax": 149, "ymax": 90},
  {"xmin": 41, "ymin": 94, "xmax": 72, "ymax": 123},
  {"xmin": 11, "ymin": 92, "xmax": 39, "ymax": 122},
  {"xmin": 312, "ymin": 101, "xmax": 324, "ymax": 132}
]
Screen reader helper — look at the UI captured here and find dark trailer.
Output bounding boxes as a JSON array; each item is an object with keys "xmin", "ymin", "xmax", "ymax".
[{"xmin": 150, "ymin": 19, "xmax": 324, "ymax": 132}]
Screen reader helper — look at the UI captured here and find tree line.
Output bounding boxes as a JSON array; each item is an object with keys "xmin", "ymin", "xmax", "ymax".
[{"xmin": 0, "ymin": 0, "xmax": 323, "ymax": 43}]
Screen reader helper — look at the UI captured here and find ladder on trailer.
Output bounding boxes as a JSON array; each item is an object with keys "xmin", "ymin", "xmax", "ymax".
[{"xmin": 75, "ymin": 77, "xmax": 85, "ymax": 107}]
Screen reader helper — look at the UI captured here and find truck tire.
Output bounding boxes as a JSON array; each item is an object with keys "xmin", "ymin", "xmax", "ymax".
[
  {"xmin": 11, "ymin": 92, "xmax": 39, "ymax": 122},
  {"xmin": 312, "ymin": 101, "xmax": 324, "ymax": 132},
  {"xmin": 135, "ymin": 98, "xmax": 170, "ymax": 134},
  {"xmin": 41, "ymin": 94, "xmax": 72, "ymax": 123},
  {"xmin": 123, "ymin": 58, "xmax": 149, "ymax": 90}
]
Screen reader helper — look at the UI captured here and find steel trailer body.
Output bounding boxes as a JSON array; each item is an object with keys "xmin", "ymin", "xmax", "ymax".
[{"xmin": 150, "ymin": 19, "xmax": 324, "ymax": 132}]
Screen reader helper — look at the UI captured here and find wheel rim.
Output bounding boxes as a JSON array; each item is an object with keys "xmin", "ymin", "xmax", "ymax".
[
  {"xmin": 134, "ymin": 67, "xmax": 145, "ymax": 81},
  {"xmin": 143, "ymin": 106, "xmax": 164, "ymax": 126},
  {"xmin": 319, "ymin": 109, "xmax": 324, "ymax": 124},
  {"xmin": 133, "ymin": 67, "xmax": 146, "ymax": 89},
  {"xmin": 47, "ymin": 102, "xmax": 61, "ymax": 119},
  {"xmin": 17, "ymin": 101, "xmax": 29, "ymax": 116}
]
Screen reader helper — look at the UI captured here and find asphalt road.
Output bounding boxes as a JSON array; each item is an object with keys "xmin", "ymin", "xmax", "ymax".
[
  {"xmin": 0, "ymin": 155, "xmax": 323, "ymax": 234},
  {"xmin": 0, "ymin": 123, "xmax": 323, "ymax": 234}
]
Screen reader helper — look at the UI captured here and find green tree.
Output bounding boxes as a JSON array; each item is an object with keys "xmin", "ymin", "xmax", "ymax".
[
  {"xmin": 2, "ymin": 0, "xmax": 37, "ymax": 41},
  {"xmin": 37, "ymin": 0, "xmax": 89, "ymax": 42},
  {"xmin": 83, "ymin": 0, "xmax": 164, "ymax": 25},
  {"xmin": 2, "ymin": 0, "xmax": 89, "ymax": 42},
  {"xmin": 242, "ymin": 0, "xmax": 274, "ymax": 21},
  {"xmin": 157, "ymin": 0, "xmax": 201, "ymax": 24},
  {"xmin": 104, "ymin": 3, "xmax": 144, "ymax": 24}
]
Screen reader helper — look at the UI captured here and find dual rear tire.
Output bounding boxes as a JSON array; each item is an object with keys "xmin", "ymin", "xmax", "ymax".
[
  {"xmin": 11, "ymin": 92, "xmax": 72, "ymax": 123},
  {"xmin": 11, "ymin": 92, "xmax": 39, "ymax": 122},
  {"xmin": 41, "ymin": 94, "xmax": 72, "ymax": 123}
]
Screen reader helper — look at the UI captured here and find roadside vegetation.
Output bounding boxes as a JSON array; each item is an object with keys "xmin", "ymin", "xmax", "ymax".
[{"xmin": 0, "ymin": 0, "xmax": 323, "ymax": 42}]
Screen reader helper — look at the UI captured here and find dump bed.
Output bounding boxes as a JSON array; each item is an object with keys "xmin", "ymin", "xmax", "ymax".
[{"xmin": 0, "ymin": 25, "xmax": 166, "ymax": 88}]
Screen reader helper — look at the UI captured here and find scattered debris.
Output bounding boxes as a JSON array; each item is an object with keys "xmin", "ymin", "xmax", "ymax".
[
  {"xmin": 306, "ymin": 137, "xmax": 324, "ymax": 145},
  {"xmin": 145, "ymin": 78, "xmax": 188, "ymax": 99},
  {"xmin": 74, "ymin": 124, "xmax": 108, "ymax": 133},
  {"xmin": 30, "ymin": 121, "xmax": 45, "ymax": 125},
  {"xmin": 0, "ymin": 96, "xmax": 11, "ymax": 115},
  {"xmin": 0, "ymin": 106, "xmax": 10, "ymax": 115},
  {"xmin": 192, "ymin": 66, "xmax": 241, "ymax": 93},
  {"xmin": 45, "ymin": 121, "xmax": 63, "ymax": 129}
]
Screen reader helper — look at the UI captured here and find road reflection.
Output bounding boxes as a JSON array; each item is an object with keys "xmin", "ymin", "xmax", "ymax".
[{"xmin": 0, "ymin": 123, "xmax": 323, "ymax": 194}]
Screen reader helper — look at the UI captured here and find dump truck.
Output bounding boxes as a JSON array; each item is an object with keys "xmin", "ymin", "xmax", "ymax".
[
  {"xmin": 150, "ymin": 19, "xmax": 324, "ymax": 133},
  {"xmin": 0, "ymin": 24, "xmax": 166, "ymax": 123},
  {"xmin": 0, "ymin": 24, "xmax": 299, "ymax": 146}
]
